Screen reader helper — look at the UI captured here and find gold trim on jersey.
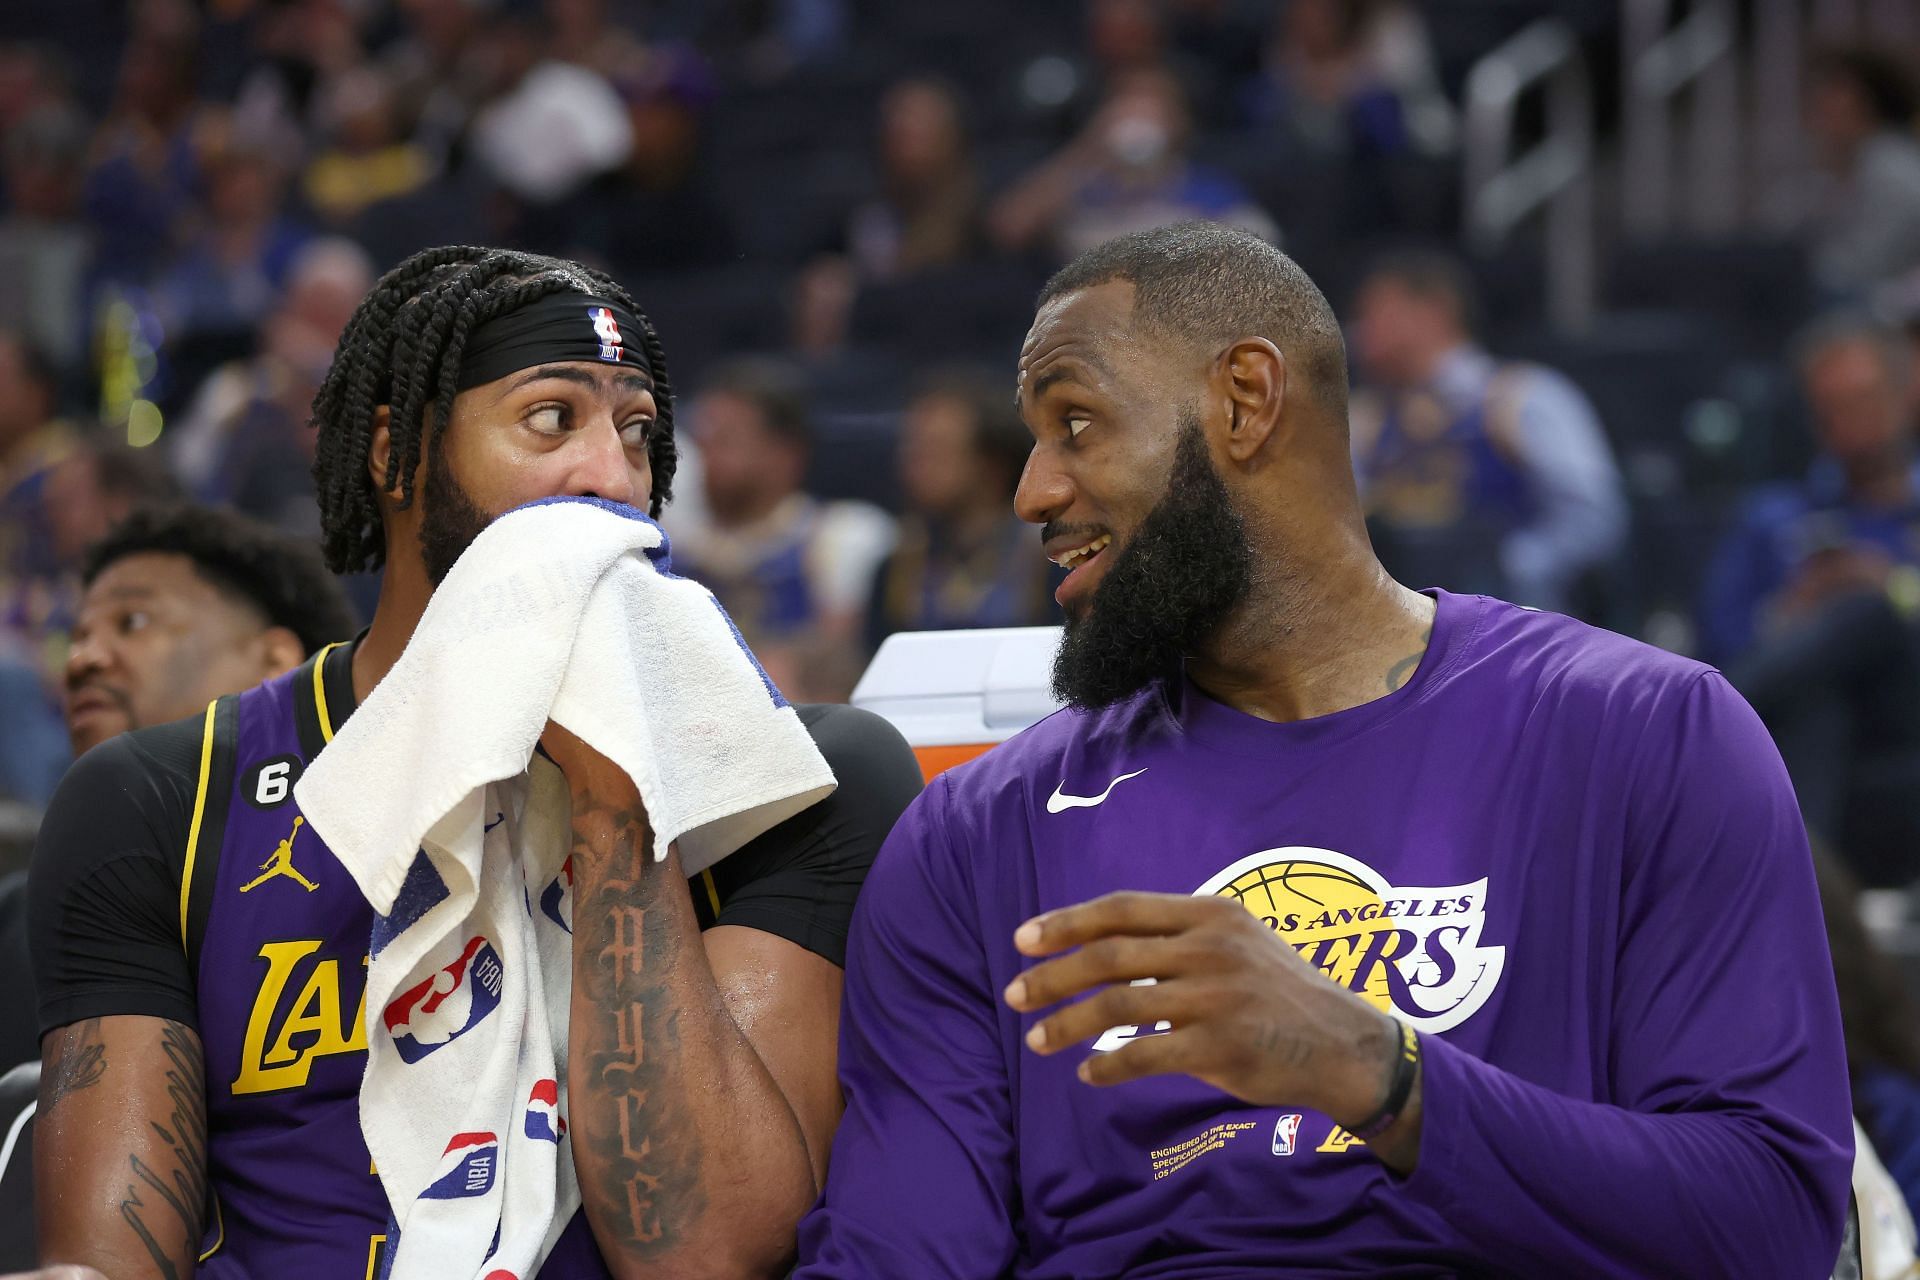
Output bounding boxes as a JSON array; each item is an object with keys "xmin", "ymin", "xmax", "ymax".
[
  {"xmin": 700, "ymin": 867, "xmax": 722, "ymax": 917},
  {"xmin": 313, "ymin": 641, "xmax": 345, "ymax": 743},
  {"xmin": 179, "ymin": 700, "xmax": 220, "ymax": 947},
  {"xmin": 198, "ymin": 1194, "xmax": 225, "ymax": 1261}
]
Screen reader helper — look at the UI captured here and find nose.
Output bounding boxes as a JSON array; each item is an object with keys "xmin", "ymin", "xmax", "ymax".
[
  {"xmin": 65, "ymin": 629, "xmax": 111, "ymax": 690},
  {"xmin": 567, "ymin": 416, "xmax": 640, "ymax": 507},
  {"xmin": 1013, "ymin": 445, "xmax": 1073, "ymax": 527}
]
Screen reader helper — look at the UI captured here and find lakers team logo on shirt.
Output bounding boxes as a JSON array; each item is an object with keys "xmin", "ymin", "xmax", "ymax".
[
  {"xmin": 1206, "ymin": 847, "xmax": 1504, "ymax": 1033},
  {"xmin": 588, "ymin": 306, "xmax": 623, "ymax": 362},
  {"xmin": 1095, "ymin": 846, "xmax": 1504, "ymax": 1051},
  {"xmin": 383, "ymin": 935, "xmax": 505, "ymax": 1063},
  {"xmin": 420, "ymin": 1131, "xmax": 498, "ymax": 1200}
]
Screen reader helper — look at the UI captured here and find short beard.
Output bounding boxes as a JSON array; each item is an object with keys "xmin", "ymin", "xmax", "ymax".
[
  {"xmin": 1051, "ymin": 414, "xmax": 1254, "ymax": 711},
  {"xmin": 418, "ymin": 439, "xmax": 495, "ymax": 586}
]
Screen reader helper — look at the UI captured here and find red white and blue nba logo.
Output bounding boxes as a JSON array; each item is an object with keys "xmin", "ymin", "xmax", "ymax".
[
  {"xmin": 537, "ymin": 857, "xmax": 573, "ymax": 934},
  {"xmin": 383, "ymin": 935, "xmax": 505, "ymax": 1064},
  {"xmin": 1272, "ymin": 1113, "xmax": 1303, "ymax": 1157},
  {"xmin": 420, "ymin": 1131, "xmax": 498, "ymax": 1200},
  {"xmin": 524, "ymin": 1078, "xmax": 567, "ymax": 1143},
  {"xmin": 587, "ymin": 306, "xmax": 623, "ymax": 363}
]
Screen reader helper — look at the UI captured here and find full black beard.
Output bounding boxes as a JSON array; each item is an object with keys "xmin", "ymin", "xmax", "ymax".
[
  {"xmin": 418, "ymin": 440, "xmax": 495, "ymax": 586},
  {"xmin": 1051, "ymin": 415, "xmax": 1254, "ymax": 711}
]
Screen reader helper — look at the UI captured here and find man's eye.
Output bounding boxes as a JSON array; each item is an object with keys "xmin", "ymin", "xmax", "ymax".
[
  {"xmin": 1067, "ymin": 416, "xmax": 1092, "ymax": 438},
  {"xmin": 620, "ymin": 417, "xmax": 654, "ymax": 447},
  {"xmin": 121, "ymin": 611, "xmax": 149, "ymax": 634},
  {"xmin": 527, "ymin": 405, "xmax": 566, "ymax": 433}
]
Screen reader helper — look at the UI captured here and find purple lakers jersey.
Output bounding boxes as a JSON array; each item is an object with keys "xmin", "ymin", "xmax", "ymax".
[{"xmin": 186, "ymin": 643, "xmax": 611, "ymax": 1278}]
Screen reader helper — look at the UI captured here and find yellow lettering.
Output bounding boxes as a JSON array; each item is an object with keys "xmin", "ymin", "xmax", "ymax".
[
  {"xmin": 232, "ymin": 940, "xmax": 368, "ymax": 1095},
  {"xmin": 1317, "ymin": 1124, "xmax": 1367, "ymax": 1154}
]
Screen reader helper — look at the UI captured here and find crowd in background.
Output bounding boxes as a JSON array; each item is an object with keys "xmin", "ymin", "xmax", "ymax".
[{"xmin": 2, "ymin": 0, "xmax": 1920, "ymax": 1251}]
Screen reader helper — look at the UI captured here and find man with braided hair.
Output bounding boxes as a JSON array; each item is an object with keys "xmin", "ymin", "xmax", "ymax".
[{"xmin": 28, "ymin": 246, "xmax": 924, "ymax": 1279}]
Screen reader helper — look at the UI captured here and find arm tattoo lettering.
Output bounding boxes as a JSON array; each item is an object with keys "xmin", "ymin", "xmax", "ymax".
[
  {"xmin": 572, "ymin": 798, "xmax": 706, "ymax": 1257},
  {"xmin": 42, "ymin": 1017, "xmax": 107, "ymax": 1111},
  {"xmin": 1384, "ymin": 626, "xmax": 1433, "ymax": 693},
  {"xmin": 117, "ymin": 1024, "xmax": 208, "ymax": 1280}
]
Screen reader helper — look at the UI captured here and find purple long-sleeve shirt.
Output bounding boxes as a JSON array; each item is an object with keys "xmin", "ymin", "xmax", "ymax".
[{"xmin": 797, "ymin": 590, "xmax": 1853, "ymax": 1278}]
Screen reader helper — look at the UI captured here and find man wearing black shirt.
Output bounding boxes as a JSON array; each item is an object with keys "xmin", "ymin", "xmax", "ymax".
[{"xmin": 30, "ymin": 247, "xmax": 922, "ymax": 1280}]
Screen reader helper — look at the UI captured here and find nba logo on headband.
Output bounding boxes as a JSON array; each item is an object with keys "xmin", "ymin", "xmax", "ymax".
[{"xmin": 587, "ymin": 306, "xmax": 623, "ymax": 363}]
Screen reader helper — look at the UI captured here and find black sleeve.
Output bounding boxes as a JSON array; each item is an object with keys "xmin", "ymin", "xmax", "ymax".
[
  {"xmin": 29, "ymin": 723, "xmax": 204, "ymax": 1037},
  {"xmin": 701, "ymin": 704, "xmax": 923, "ymax": 969}
]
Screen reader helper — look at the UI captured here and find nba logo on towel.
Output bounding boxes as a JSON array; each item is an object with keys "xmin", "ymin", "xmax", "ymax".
[
  {"xmin": 383, "ymin": 935, "xmax": 505, "ymax": 1063},
  {"xmin": 525, "ymin": 1078, "xmax": 566, "ymax": 1143},
  {"xmin": 588, "ymin": 306, "xmax": 623, "ymax": 363},
  {"xmin": 1272, "ymin": 1113, "xmax": 1303, "ymax": 1157},
  {"xmin": 538, "ymin": 858, "xmax": 573, "ymax": 933},
  {"xmin": 421, "ymin": 1131, "xmax": 498, "ymax": 1200}
]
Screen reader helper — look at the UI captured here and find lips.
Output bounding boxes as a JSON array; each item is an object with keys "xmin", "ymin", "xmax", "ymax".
[
  {"xmin": 66, "ymin": 686, "xmax": 128, "ymax": 725},
  {"xmin": 1049, "ymin": 534, "xmax": 1115, "ymax": 610}
]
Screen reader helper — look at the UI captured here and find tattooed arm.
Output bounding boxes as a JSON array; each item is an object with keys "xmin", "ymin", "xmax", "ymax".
[
  {"xmin": 35, "ymin": 1016, "xmax": 209, "ymax": 1280},
  {"xmin": 545, "ymin": 726, "xmax": 828, "ymax": 1280}
]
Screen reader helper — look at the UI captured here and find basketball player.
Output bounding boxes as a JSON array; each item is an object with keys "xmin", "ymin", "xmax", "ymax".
[
  {"xmin": 30, "ymin": 247, "xmax": 923, "ymax": 1279},
  {"xmin": 64, "ymin": 504, "xmax": 357, "ymax": 757},
  {"xmin": 796, "ymin": 224, "xmax": 1854, "ymax": 1276}
]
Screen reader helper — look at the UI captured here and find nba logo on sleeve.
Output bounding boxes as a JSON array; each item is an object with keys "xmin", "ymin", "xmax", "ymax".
[
  {"xmin": 587, "ymin": 306, "xmax": 623, "ymax": 363},
  {"xmin": 524, "ymin": 1079, "xmax": 567, "ymax": 1143},
  {"xmin": 1272, "ymin": 1113, "xmax": 1303, "ymax": 1157},
  {"xmin": 383, "ymin": 936, "xmax": 505, "ymax": 1063},
  {"xmin": 420, "ymin": 1132, "xmax": 498, "ymax": 1200}
]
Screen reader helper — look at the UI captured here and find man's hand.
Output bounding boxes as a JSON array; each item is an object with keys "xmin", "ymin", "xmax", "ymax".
[{"xmin": 1002, "ymin": 891, "xmax": 1421, "ymax": 1172}]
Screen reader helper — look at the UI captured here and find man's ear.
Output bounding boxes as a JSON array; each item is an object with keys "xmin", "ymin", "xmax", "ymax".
[
  {"xmin": 368, "ymin": 405, "xmax": 394, "ymax": 493},
  {"xmin": 258, "ymin": 626, "xmax": 308, "ymax": 680},
  {"xmin": 1219, "ymin": 338, "xmax": 1286, "ymax": 465}
]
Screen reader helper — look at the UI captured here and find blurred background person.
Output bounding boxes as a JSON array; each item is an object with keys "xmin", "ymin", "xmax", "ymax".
[
  {"xmin": 1349, "ymin": 250, "xmax": 1626, "ymax": 611},
  {"xmin": 866, "ymin": 369, "xmax": 1058, "ymax": 654},
  {"xmin": 990, "ymin": 66, "xmax": 1276, "ymax": 262},
  {"xmin": 669, "ymin": 357, "xmax": 895, "ymax": 670},
  {"xmin": 1803, "ymin": 47, "xmax": 1920, "ymax": 305}
]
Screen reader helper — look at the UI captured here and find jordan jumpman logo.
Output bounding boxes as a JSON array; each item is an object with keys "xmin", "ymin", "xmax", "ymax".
[{"xmin": 239, "ymin": 816, "xmax": 320, "ymax": 893}]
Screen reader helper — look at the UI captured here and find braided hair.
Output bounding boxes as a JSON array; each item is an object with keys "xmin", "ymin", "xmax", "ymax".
[{"xmin": 310, "ymin": 246, "xmax": 677, "ymax": 574}]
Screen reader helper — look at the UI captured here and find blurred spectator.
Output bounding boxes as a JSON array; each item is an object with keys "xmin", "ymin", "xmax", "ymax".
[
  {"xmin": 866, "ymin": 370, "xmax": 1058, "ymax": 654},
  {"xmin": 538, "ymin": 46, "xmax": 733, "ymax": 277},
  {"xmin": 990, "ymin": 67, "xmax": 1277, "ymax": 262},
  {"xmin": 1815, "ymin": 847, "xmax": 1920, "ymax": 1241},
  {"xmin": 1349, "ymin": 250, "xmax": 1626, "ymax": 611},
  {"xmin": 169, "ymin": 237, "xmax": 374, "ymax": 534},
  {"xmin": 0, "ymin": 334, "xmax": 80, "ymax": 642},
  {"xmin": 1241, "ymin": 0, "xmax": 1454, "ymax": 159},
  {"xmin": 1708, "ymin": 317, "xmax": 1920, "ymax": 885},
  {"xmin": 1804, "ymin": 47, "xmax": 1920, "ymax": 303},
  {"xmin": 82, "ymin": 35, "xmax": 207, "ymax": 289},
  {"xmin": 669, "ymin": 357, "xmax": 895, "ymax": 665},
  {"xmin": 382, "ymin": 0, "xmax": 494, "ymax": 165},
  {"xmin": 0, "ymin": 97, "xmax": 90, "ymax": 368},
  {"xmin": 545, "ymin": 0, "xmax": 650, "ymax": 79},
  {"xmin": 302, "ymin": 66, "xmax": 435, "ymax": 228},
  {"xmin": 154, "ymin": 124, "xmax": 312, "ymax": 361},
  {"xmin": 469, "ymin": 16, "xmax": 633, "ymax": 209},
  {"xmin": 793, "ymin": 77, "xmax": 984, "ymax": 357},
  {"xmin": 1702, "ymin": 316, "xmax": 1920, "ymax": 666}
]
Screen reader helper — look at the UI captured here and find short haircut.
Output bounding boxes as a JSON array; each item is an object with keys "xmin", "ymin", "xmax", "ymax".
[
  {"xmin": 83, "ymin": 505, "xmax": 359, "ymax": 656},
  {"xmin": 1037, "ymin": 221, "xmax": 1349, "ymax": 413},
  {"xmin": 1811, "ymin": 47, "xmax": 1920, "ymax": 129},
  {"xmin": 695, "ymin": 356, "xmax": 813, "ymax": 450},
  {"xmin": 1793, "ymin": 311, "xmax": 1913, "ymax": 389},
  {"xmin": 1358, "ymin": 248, "xmax": 1481, "ymax": 337},
  {"xmin": 911, "ymin": 365, "xmax": 1031, "ymax": 487}
]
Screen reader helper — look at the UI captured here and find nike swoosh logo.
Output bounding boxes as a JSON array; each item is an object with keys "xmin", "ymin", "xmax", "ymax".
[
  {"xmin": 1046, "ymin": 769, "xmax": 1148, "ymax": 814},
  {"xmin": 484, "ymin": 812, "xmax": 506, "ymax": 833}
]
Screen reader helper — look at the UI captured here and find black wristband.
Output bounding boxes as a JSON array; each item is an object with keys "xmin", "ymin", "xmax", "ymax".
[{"xmin": 1350, "ymin": 1018, "xmax": 1420, "ymax": 1141}]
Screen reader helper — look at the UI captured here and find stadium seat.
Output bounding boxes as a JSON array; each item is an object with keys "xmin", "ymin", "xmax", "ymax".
[{"xmin": 0, "ymin": 1060, "xmax": 38, "ymax": 1270}]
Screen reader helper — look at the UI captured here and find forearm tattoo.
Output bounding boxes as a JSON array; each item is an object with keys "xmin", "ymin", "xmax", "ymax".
[
  {"xmin": 41, "ymin": 1017, "xmax": 107, "ymax": 1111},
  {"xmin": 117, "ymin": 1024, "xmax": 208, "ymax": 1280},
  {"xmin": 571, "ymin": 795, "xmax": 706, "ymax": 1258}
]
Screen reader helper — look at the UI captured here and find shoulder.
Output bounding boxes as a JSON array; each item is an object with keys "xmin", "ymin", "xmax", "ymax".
[
  {"xmin": 1456, "ymin": 596, "xmax": 1716, "ymax": 724},
  {"xmin": 38, "ymin": 716, "xmax": 210, "ymax": 849},
  {"xmin": 794, "ymin": 703, "xmax": 922, "ymax": 807}
]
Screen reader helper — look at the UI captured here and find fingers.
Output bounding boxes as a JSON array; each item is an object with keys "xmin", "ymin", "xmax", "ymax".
[
  {"xmin": 1022, "ymin": 977, "xmax": 1197, "ymax": 1056},
  {"xmin": 1004, "ymin": 934, "xmax": 1212, "ymax": 1013},
  {"xmin": 1076, "ymin": 1028, "xmax": 1203, "ymax": 1087},
  {"xmin": 1014, "ymin": 891, "xmax": 1237, "ymax": 957}
]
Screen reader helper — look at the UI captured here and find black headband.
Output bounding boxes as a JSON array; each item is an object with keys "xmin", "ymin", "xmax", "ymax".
[{"xmin": 455, "ymin": 292, "xmax": 654, "ymax": 391}]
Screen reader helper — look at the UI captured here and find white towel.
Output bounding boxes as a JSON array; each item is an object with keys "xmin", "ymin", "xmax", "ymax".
[{"xmin": 295, "ymin": 496, "xmax": 835, "ymax": 1280}]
